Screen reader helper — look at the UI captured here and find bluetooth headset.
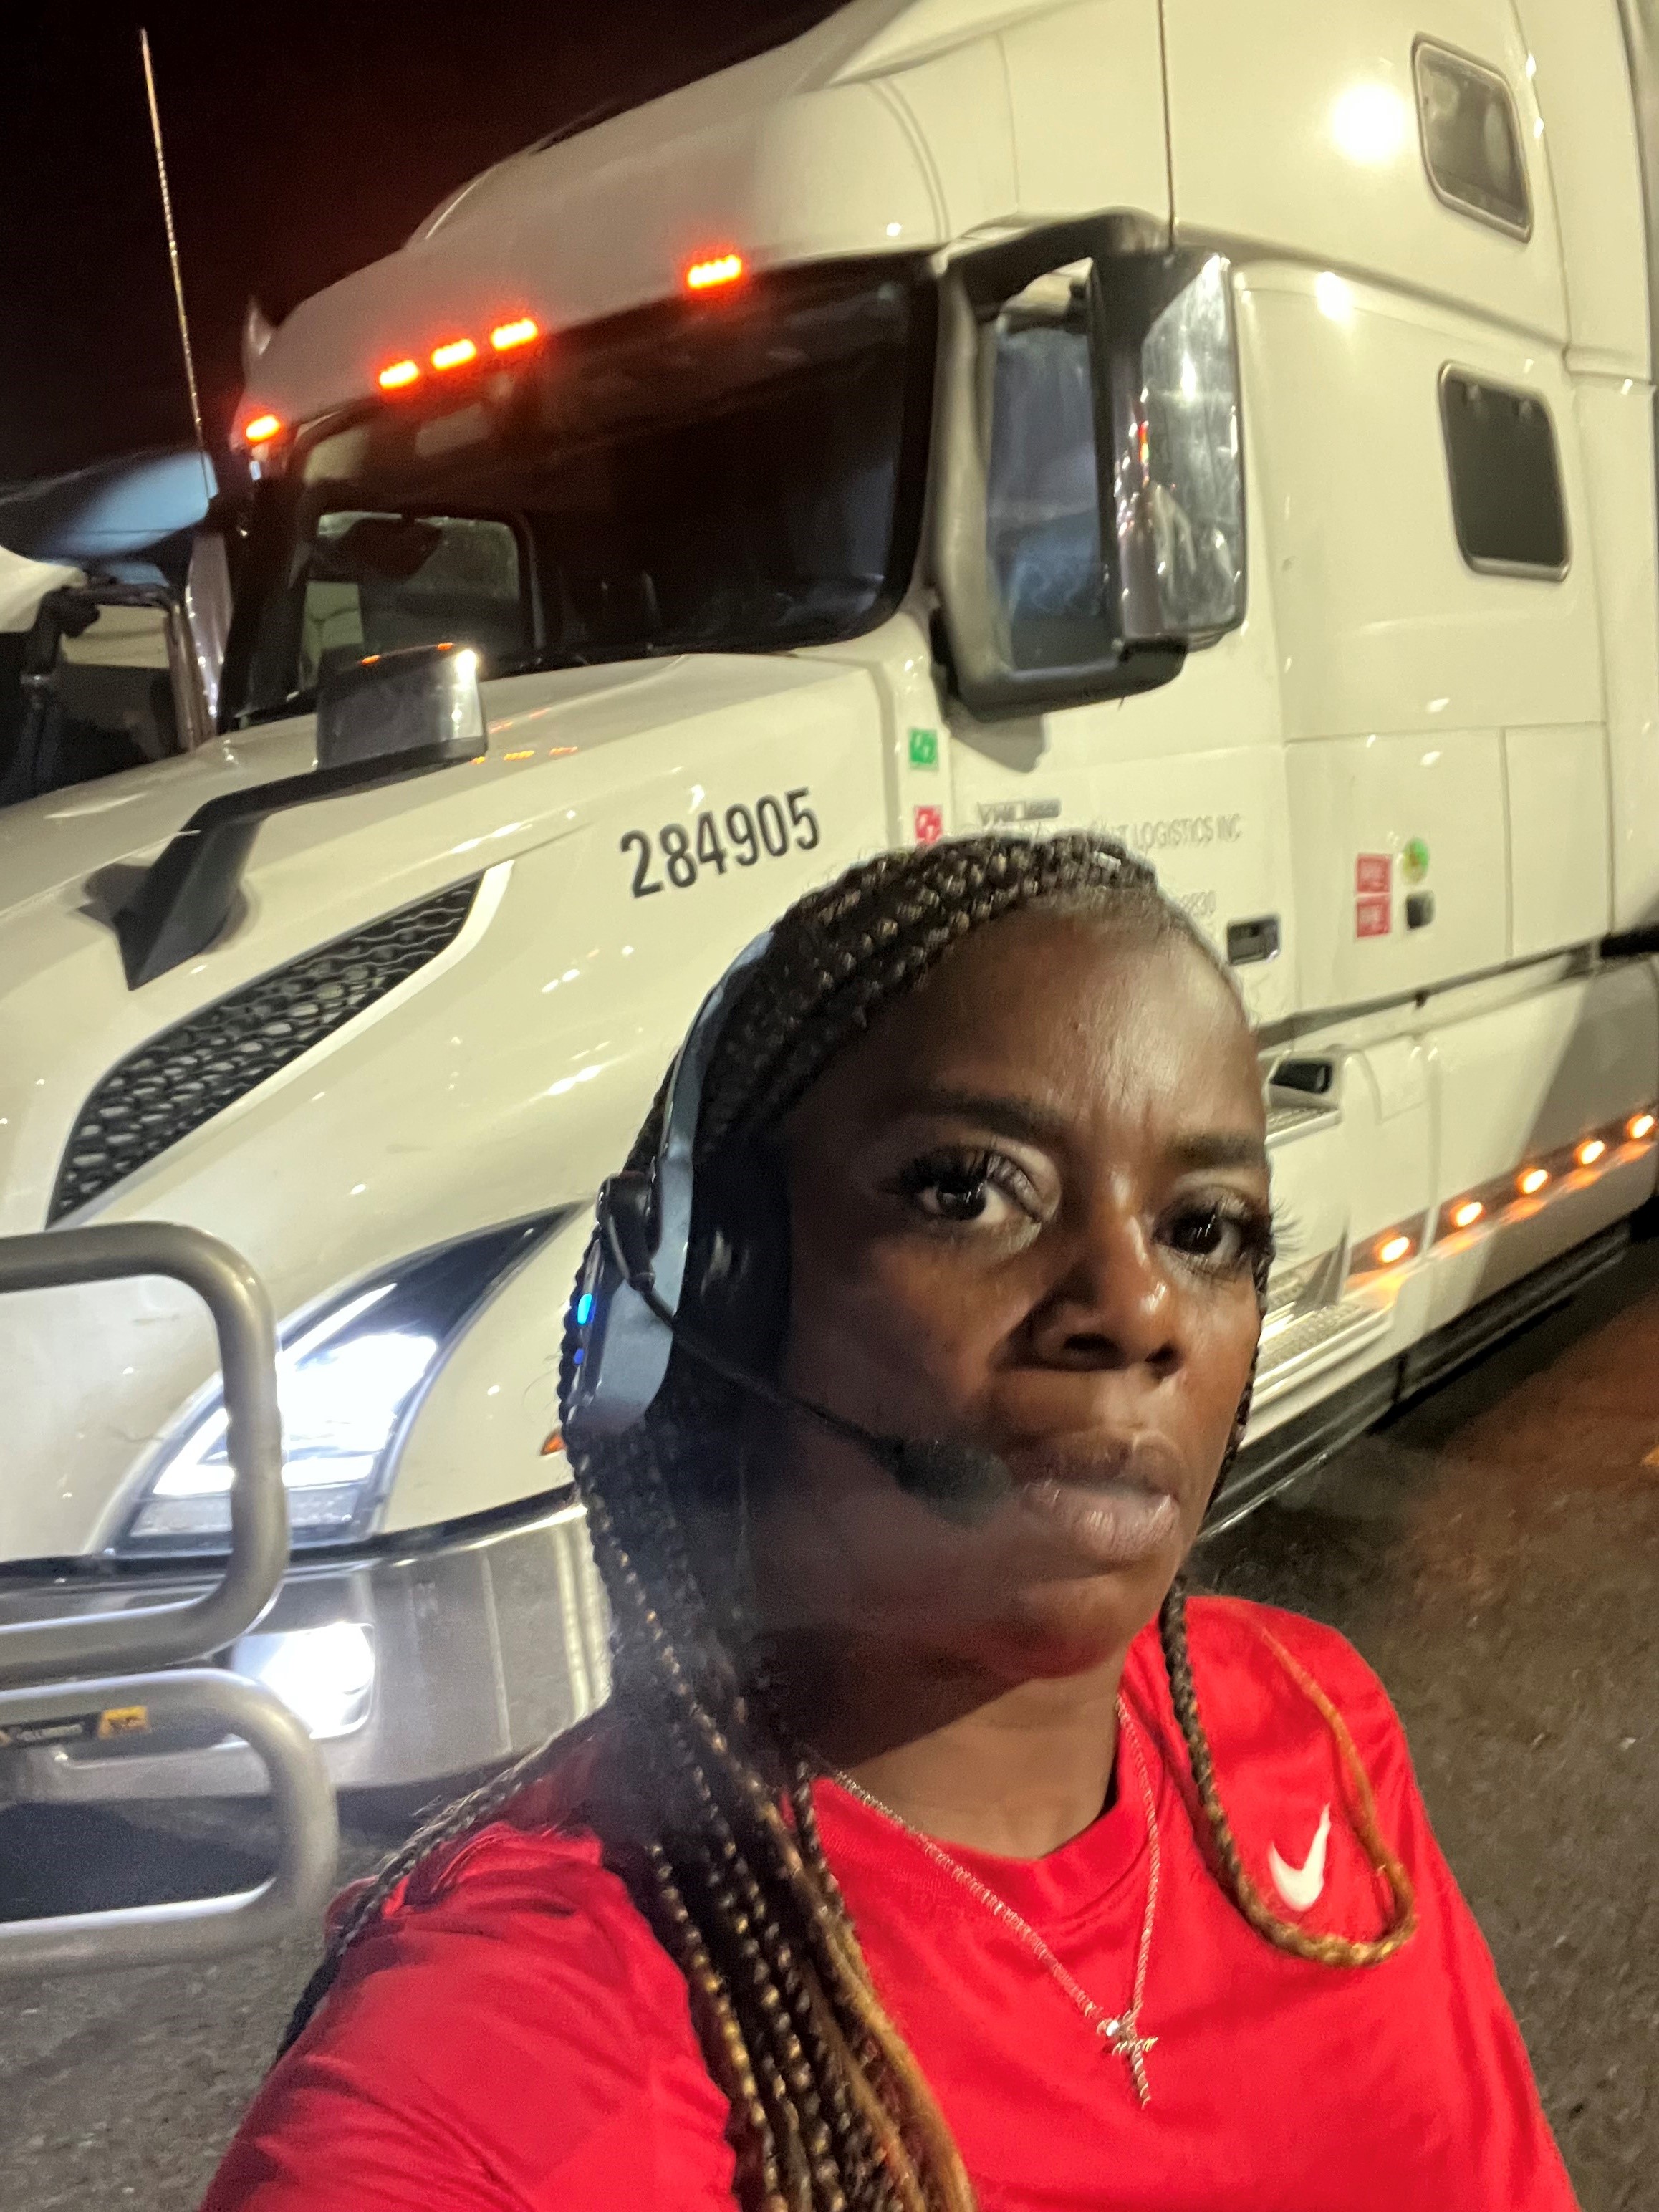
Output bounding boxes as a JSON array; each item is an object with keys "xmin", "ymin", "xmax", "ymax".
[{"xmin": 562, "ymin": 928, "xmax": 1015, "ymax": 1526}]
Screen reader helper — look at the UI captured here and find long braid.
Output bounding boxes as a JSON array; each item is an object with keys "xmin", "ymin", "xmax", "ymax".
[
  {"xmin": 277, "ymin": 832, "xmax": 1411, "ymax": 2208},
  {"xmin": 1158, "ymin": 1585, "xmax": 1417, "ymax": 1966},
  {"xmin": 1157, "ymin": 1234, "xmax": 1417, "ymax": 1968}
]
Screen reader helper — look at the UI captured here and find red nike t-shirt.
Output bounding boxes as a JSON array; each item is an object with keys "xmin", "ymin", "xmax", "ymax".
[{"xmin": 203, "ymin": 1598, "xmax": 1578, "ymax": 2211}]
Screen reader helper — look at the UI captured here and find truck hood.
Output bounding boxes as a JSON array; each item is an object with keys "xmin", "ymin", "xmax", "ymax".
[
  {"xmin": 0, "ymin": 646, "xmax": 890, "ymax": 1559},
  {"xmin": 0, "ymin": 655, "xmax": 675, "ymax": 917}
]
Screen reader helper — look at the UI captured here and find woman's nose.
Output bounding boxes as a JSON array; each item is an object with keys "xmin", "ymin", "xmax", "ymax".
[{"xmin": 1026, "ymin": 1208, "xmax": 1180, "ymax": 1375}]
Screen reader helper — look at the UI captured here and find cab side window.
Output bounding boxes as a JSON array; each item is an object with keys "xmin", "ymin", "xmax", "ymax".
[
  {"xmin": 1415, "ymin": 41, "xmax": 1531, "ymax": 239},
  {"xmin": 1440, "ymin": 372, "xmax": 1567, "ymax": 576}
]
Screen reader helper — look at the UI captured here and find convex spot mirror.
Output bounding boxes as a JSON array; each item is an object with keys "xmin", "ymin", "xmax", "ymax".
[{"xmin": 932, "ymin": 222, "xmax": 1245, "ymax": 721}]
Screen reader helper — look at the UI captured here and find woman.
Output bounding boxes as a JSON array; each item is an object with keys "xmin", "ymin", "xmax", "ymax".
[{"xmin": 206, "ymin": 833, "xmax": 1576, "ymax": 2211}]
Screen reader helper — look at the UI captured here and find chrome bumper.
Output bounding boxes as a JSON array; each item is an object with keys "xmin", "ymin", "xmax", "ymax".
[{"xmin": 0, "ymin": 1489, "xmax": 610, "ymax": 1803}]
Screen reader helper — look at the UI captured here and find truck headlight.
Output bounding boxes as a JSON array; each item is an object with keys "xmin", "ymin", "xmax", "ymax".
[{"xmin": 118, "ymin": 1214, "xmax": 560, "ymax": 1554}]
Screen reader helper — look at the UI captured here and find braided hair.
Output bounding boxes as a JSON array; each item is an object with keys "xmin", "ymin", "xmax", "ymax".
[{"xmin": 280, "ymin": 832, "xmax": 1414, "ymax": 2208}]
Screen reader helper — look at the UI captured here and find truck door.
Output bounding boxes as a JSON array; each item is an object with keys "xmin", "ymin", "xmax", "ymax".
[{"xmin": 1160, "ymin": 0, "xmax": 1604, "ymax": 1014}]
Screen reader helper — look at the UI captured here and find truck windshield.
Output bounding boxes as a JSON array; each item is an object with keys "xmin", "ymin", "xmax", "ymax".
[{"xmin": 226, "ymin": 263, "xmax": 933, "ymax": 726}]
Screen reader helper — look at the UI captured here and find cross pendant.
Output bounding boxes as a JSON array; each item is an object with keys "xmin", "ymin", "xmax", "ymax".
[{"xmin": 1098, "ymin": 2014, "xmax": 1157, "ymax": 2107}]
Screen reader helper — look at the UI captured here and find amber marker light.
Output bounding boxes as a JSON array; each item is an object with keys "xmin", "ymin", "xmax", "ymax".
[
  {"xmin": 1518, "ymin": 1165, "xmax": 1549, "ymax": 1196},
  {"xmin": 1630, "ymin": 1112, "xmax": 1656, "ymax": 1142},
  {"xmin": 540, "ymin": 1430, "xmax": 564, "ymax": 1457},
  {"xmin": 1377, "ymin": 1234, "xmax": 1413, "ymax": 1266},
  {"xmin": 378, "ymin": 358, "xmax": 420, "ymax": 391},
  {"xmin": 1452, "ymin": 1199, "xmax": 1484, "ymax": 1231},
  {"xmin": 490, "ymin": 317, "xmax": 539, "ymax": 352},
  {"xmin": 1577, "ymin": 1138, "xmax": 1607, "ymax": 1168},
  {"xmin": 501, "ymin": 749, "xmax": 534, "ymax": 762},
  {"xmin": 241, "ymin": 412, "xmax": 282, "ymax": 445},
  {"xmin": 686, "ymin": 251, "xmax": 744, "ymax": 291},
  {"xmin": 431, "ymin": 337, "xmax": 478, "ymax": 372}
]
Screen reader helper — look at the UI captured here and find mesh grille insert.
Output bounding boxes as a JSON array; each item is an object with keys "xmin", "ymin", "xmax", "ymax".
[{"xmin": 50, "ymin": 878, "xmax": 481, "ymax": 1222}]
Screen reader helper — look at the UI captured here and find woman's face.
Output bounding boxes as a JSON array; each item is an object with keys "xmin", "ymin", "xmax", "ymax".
[{"xmin": 750, "ymin": 903, "xmax": 1269, "ymax": 1686}]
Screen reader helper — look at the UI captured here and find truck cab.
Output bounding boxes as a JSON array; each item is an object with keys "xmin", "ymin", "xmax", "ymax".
[{"xmin": 4, "ymin": 0, "xmax": 1659, "ymax": 1807}]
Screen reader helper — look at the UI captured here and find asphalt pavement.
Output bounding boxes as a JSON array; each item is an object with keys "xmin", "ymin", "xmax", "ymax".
[{"xmin": 5, "ymin": 1243, "xmax": 1659, "ymax": 2209}]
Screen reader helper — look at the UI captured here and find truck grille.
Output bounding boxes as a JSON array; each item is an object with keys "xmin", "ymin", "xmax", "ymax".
[{"xmin": 49, "ymin": 878, "xmax": 481, "ymax": 1222}]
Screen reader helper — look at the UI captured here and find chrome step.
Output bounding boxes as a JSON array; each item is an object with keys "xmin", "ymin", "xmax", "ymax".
[
  {"xmin": 1252, "ymin": 1294, "xmax": 1392, "ymax": 1410},
  {"xmin": 1266, "ymin": 1100, "xmax": 1341, "ymax": 1142}
]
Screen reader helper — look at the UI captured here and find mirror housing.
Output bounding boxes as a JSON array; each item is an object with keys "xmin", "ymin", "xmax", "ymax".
[
  {"xmin": 183, "ymin": 526, "xmax": 233, "ymax": 728},
  {"xmin": 113, "ymin": 644, "xmax": 491, "ymax": 989},
  {"xmin": 316, "ymin": 641, "xmax": 489, "ymax": 773},
  {"xmin": 931, "ymin": 218, "xmax": 1246, "ymax": 721}
]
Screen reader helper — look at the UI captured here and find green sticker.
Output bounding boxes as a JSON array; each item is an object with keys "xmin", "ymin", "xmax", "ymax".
[
  {"xmin": 1402, "ymin": 837, "xmax": 1430, "ymax": 885},
  {"xmin": 908, "ymin": 726, "xmax": 939, "ymax": 770}
]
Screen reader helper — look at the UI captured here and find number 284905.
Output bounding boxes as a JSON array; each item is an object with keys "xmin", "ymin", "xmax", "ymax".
[{"xmin": 620, "ymin": 788, "xmax": 819, "ymax": 896}]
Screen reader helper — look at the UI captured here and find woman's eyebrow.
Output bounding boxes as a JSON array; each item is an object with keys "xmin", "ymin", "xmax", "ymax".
[
  {"xmin": 1168, "ymin": 1131, "xmax": 1270, "ymax": 1173},
  {"xmin": 890, "ymin": 1085, "xmax": 1067, "ymax": 1147}
]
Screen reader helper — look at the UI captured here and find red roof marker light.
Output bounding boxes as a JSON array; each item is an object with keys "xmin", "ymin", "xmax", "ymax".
[
  {"xmin": 431, "ymin": 337, "xmax": 478, "ymax": 372},
  {"xmin": 686, "ymin": 251, "xmax": 745, "ymax": 292},
  {"xmin": 241, "ymin": 412, "xmax": 282, "ymax": 446},
  {"xmin": 378, "ymin": 358, "xmax": 420, "ymax": 392},
  {"xmin": 490, "ymin": 317, "xmax": 539, "ymax": 352}
]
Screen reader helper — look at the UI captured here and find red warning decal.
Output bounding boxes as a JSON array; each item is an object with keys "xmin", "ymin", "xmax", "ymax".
[
  {"xmin": 1355, "ymin": 853, "xmax": 1392, "ymax": 895},
  {"xmin": 913, "ymin": 804, "xmax": 943, "ymax": 845},
  {"xmin": 1355, "ymin": 895, "xmax": 1393, "ymax": 938}
]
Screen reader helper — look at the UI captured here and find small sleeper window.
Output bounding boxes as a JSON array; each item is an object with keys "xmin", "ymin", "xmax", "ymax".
[
  {"xmin": 1415, "ymin": 40, "xmax": 1531, "ymax": 239},
  {"xmin": 1440, "ymin": 371, "xmax": 1567, "ymax": 576}
]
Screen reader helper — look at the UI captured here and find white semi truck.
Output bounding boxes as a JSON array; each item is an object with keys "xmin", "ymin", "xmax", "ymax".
[{"xmin": 5, "ymin": 0, "xmax": 1659, "ymax": 1805}]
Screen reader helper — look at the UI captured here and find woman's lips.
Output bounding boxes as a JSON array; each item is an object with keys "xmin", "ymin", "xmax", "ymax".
[{"xmin": 1006, "ymin": 1440, "xmax": 1186, "ymax": 1570}]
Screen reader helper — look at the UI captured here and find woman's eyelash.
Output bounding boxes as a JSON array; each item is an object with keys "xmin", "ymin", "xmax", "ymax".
[
  {"xmin": 1221, "ymin": 1196, "xmax": 1276, "ymax": 1256},
  {"xmin": 1244, "ymin": 1204, "xmax": 1278, "ymax": 1265},
  {"xmin": 891, "ymin": 1148, "xmax": 1037, "ymax": 1212},
  {"xmin": 1158, "ymin": 1191, "xmax": 1276, "ymax": 1279},
  {"xmin": 895, "ymin": 1147, "xmax": 998, "ymax": 1193}
]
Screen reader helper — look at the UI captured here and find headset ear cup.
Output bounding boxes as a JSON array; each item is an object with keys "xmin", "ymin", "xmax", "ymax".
[{"xmin": 683, "ymin": 1143, "xmax": 791, "ymax": 1376}]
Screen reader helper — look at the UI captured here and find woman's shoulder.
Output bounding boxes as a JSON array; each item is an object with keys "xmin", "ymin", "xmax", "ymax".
[
  {"xmin": 201, "ymin": 1735, "xmax": 738, "ymax": 2211},
  {"xmin": 333, "ymin": 1726, "xmax": 676, "ymax": 1997},
  {"xmin": 329, "ymin": 1716, "xmax": 643, "ymax": 1943}
]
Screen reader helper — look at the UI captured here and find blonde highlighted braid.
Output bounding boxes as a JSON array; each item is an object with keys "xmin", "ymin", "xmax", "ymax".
[{"xmin": 279, "ymin": 832, "xmax": 1413, "ymax": 2209}]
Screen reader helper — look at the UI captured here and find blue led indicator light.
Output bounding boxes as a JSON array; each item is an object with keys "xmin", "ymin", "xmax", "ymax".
[
  {"xmin": 576, "ymin": 1292, "xmax": 594, "ymax": 1327},
  {"xmin": 572, "ymin": 1346, "xmax": 585, "ymax": 1366}
]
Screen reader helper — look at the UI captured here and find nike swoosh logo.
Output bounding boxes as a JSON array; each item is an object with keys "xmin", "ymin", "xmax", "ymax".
[{"xmin": 1269, "ymin": 1804, "xmax": 1332, "ymax": 1913}]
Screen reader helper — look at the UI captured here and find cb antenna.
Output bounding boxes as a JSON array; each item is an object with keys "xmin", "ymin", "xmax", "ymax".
[{"xmin": 139, "ymin": 27, "xmax": 213, "ymax": 504}]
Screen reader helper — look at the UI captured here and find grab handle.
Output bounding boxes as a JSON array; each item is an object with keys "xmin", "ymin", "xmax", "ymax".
[
  {"xmin": 0, "ymin": 1223, "xmax": 284, "ymax": 1686},
  {"xmin": 0, "ymin": 1669, "xmax": 337, "ymax": 1971}
]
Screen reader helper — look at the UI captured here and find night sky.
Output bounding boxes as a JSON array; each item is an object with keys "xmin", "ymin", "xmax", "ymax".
[{"xmin": 1, "ymin": 2, "xmax": 843, "ymax": 484}]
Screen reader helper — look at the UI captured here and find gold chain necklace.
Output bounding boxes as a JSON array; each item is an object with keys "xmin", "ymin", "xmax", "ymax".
[{"xmin": 821, "ymin": 1698, "xmax": 1163, "ymax": 2107}]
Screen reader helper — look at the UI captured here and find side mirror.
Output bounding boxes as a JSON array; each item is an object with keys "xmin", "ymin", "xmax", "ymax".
[{"xmin": 931, "ymin": 222, "xmax": 1246, "ymax": 721}]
